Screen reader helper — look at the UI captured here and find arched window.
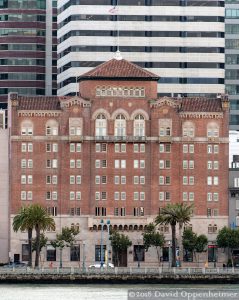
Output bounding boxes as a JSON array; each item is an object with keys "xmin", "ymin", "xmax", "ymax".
[
  {"xmin": 95, "ymin": 114, "xmax": 107, "ymax": 137},
  {"xmin": 114, "ymin": 114, "xmax": 126, "ymax": 137},
  {"xmin": 134, "ymin": 114, "xmax": 145, "ymax": 137},
  {"xmin": 182, "ymin": 121, "xmax": 195, "ymax": 138},
  {"xmin": 207, "ymin": 122, "xmax": 219, "ymax": 138},
  {"xmin": 21, "ymin": 120, "xmax": 33, "ymax": 135},
  {"xmin": 46, "ymin": 120, "xmax": 58, "ymax": 136}
]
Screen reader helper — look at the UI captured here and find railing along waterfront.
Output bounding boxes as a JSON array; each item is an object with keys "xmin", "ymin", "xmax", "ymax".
[{"xmin": 1, "ymin": 267, "xmax": 239, "ymax": 275}]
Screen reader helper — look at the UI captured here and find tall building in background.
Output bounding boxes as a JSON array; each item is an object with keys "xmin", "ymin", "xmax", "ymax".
[
  {"xmin": 0, "ymin": 0, "xmax": 57, "ymax": 125},
  {"xmin": 225, "ymin": 0, "xmax": 239, "ymax": 130},
  {"xmin": 57, "ymin": 0, "xmax": 225, "ymax": 98}
]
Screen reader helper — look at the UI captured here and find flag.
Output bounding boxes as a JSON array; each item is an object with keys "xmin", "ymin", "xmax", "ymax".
[{"xmin": 108, "ymin": 6, "xmax": 118, "ymax": 14}]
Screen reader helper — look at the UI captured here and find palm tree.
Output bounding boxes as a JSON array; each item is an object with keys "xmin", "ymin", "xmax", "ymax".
[
  {"xmin": 155, "ymin": 203, "xmax": 193, "ymax": 267},
  {"xmin": 176, "ymin": 203, "xmax": 194, "ymax": 266},
  {"xmin": 28, "ymin": 204, "xmax": 55, "ymax": 268},
  {"xmin": 13, "ymin": 206, "xmax": 34, "ymax": 267}
]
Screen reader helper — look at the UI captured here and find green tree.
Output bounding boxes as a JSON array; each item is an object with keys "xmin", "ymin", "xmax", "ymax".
[
  {"xmin": 13, "ymin": 206, "xmax": 34, "ymax": 267},
  {"xmin": 110, "ymin": 231, "xmax": 132, "ymax": 267},
  {"xmin": 216, "ymin": 226, "xmax": 239, "ymax": 267},
  {"xmin": 142, "ymin": 223, "xmax": 165, "ymax": 266},
  {"xmin": 51, "ymin": 226, "xmax": 79, "ymax": 268},
  {"xmin": 28, "ymin": 204, "xmax": 55, "ymax": 268},
  {"xmin": 183, "ymin": 228, "xmax": 208, "ymax": 265},
  {"xmin": 155, "ymin": 203, "xmax": 193, "ymax": 267}
]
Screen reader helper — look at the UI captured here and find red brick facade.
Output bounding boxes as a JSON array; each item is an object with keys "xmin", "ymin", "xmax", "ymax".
[{"xmin": 9, "ymin": 59, "xmax": 229, "ymax": 226}]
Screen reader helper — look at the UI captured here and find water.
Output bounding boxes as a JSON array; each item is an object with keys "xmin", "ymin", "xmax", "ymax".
[{"xmin": 0, "ymin": 284, "xmax": 239, "ymax": 300}]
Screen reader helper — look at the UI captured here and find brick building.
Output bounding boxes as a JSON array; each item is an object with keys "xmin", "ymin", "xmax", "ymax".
[{"xmin": 9, "ymin": 57, "xmax": 229, "ymax": 267}]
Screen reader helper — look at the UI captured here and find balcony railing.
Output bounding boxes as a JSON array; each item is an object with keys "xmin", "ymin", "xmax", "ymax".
[
  {"xmin": 94, "ymin": 136, "xmax": 147, "ymax": 142},
  {"xmin": 68, "ymin": 135, "xmax": 83, "ymax": 142},
  {"xmin": 158, "ymin": 136, "xmax": 172, "ymax": 143}
]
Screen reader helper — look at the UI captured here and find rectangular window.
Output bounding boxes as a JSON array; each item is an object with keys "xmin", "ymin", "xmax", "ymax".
[
  {"xmin": 46, "ymin": 143, "xmax": 51, "ymax": 152},
  {"xmin": 46, "ymin": 191, "xmax": 51, "ymax": 200},
  {"xmin": 165, "ymin": 192, "xmax": 170, "ymax": 201},
  {"xmin": 102, "ymin": 160, "xmax": 107, "ymax": 168},
  {"xmin": 165, "ymin": 176, "xmax": 170, "ymax": 185},
  {"xmin": 165, "ymin": 160, "xmax": 171, "ymax": 169},
  {"xmin": 27, "ymin": 159, "xmax": 33, "ymax": 168},
  {"xmin": 134, "ymin": 176, "xmax": 139, "ymax": 184},
  {"xmin": 28, "ymin": 143, "xmax": 33, "ymax": 152},
  {"xmin": 165, "ymin": 144, "xmax": 171, "ymax": 152},
  {"xmin": 159, "ymin": 176, "xmax": 164, "ymax": 185},
  {"xmin": 76, "ymin": 159, "xmax": 81, "ymax": 168},
  {"xmin": 95, "ymin": 176, "xmax": 100, "ymax": 184},
  {"xmin": 121, "ymin": 192, "xmax": 126, "ymax": 201},
  {"xmin": 183, "ymin": 192, "xmax": 188, "ymax": 201},
  {"xmin": 95, "ymin": 245, "xmax": 106, "ymax": 262},
  {"xmin": 134, "ymin": 192, "xmax": 139, "ymax": 201},
  {"xmin": 115, "ymin": 160, "xmax": 120, "ymax": 168},
  {"xmin": 189, "ymin": 161, "xmax": 194, "ymax": 169},
  {"xmin": 114, "ymin": 176, "xmax": 119, "ymax": 184},
  {"xmin": 207, "ymin": 193, "xmax": 212, "ymax": 202},
  {"xmin": 121, "ymin": 176, "xmax": 126, "ymax": 184},
  {"xmin": 134, "ymin": 144, "xmax": 139, "ymax": 152},
  {"xmin": 52, "ymin": 175, "xmax": 57, "ymax": 184},
  {"xmin": 121, "ymin": 160, "xmax": 126, "ymax": 168},
  {"xmin": 140, "ymin": 144, "xmax": 145, "ymax": 152},
  {"xmin": 52, "ymin": 191, "xmax": 57, "ymax": 201},
  {"xmin": 95, "ymin": 192, "xmax": 100, "ymax": 201},
  {"xmin": 52, "ymin": 159, "xmax": 57, "ymax": 168},
  {"xmin": 214, "ymin": 161, "xmax": 219, "ymax": 170},
  {"xmin": 189, "ymin": 192, "xmax": 194, "ymax": 201},
  {"xmin": 208, "ymin": 161, "xmax": 212, "ymax": 169},
  {"xmin": 234, "ymin": 178, "xmax": 239, "ymax": 188},
  {"xmin": 95, "ymin": 143, "xmax": 101, "ymax": 152},
  {"xmin": 140, "ymin": 192, "xmax": 145, "ymax": 201},
  {"xmin": 159, "ymin": 192, "xmax": 164, "ymax": 201},
  {"xmin": 214, "ymin": 145, "xmax": 219, "ymax": 154},
  {"xmin": 121, "ymin": 207, "xmax": 126, "ymax": 216},
  {"xmin": 102, "ymin": 175, "xmax": 107, "ymax": 184},
  {"xmin": 101, "ymin": 192, "xmax": 107, "ymax": 200},
  {"xmin": 76, "ymin": 175, "xmax": 81, "ymax": 184},
  {"xmin": 207, "ymin": 176, "xmax": 212, "ymax": 185},
  {"xmin": 213, "ymin": 193, "xmax": 219, "ymax": 202},
  {"xmin": 183, "ymin": 176, "xmax": 188, "ymax": 185},
  {"xmin": 140, "ymin": 160, "xmax": 145, "ymax": 168},
  {"xmin": 159, "ymin": 160, "xmax": 164, "ymax": 169},
  {"xmin": 183, "ymin": 160, "xmax": 188, "ymax": 169},
  {"xmin": 27, "ymin": 175, "xmax": 33, "ymax": 184},
  {"xmin": 70, "ymin": 175, "xmax": 75, "ymax": 184},
  {"xmin": 95, "ymin": 160, "xmax": 100, "ymax": 168},
  {"xmin": 183, "ymin": 144, "xmax": 188, "ymax": 153},
  {"xmin": 134, "ymin": 160, "xmax": 139, "ymax": 168},
  {"xmin": 207, "ymin": 145, "xmax": 212, "ymax": 154},
  {"xmin": 189, "ymin": 144, "xmax": 194, "ymax": 153},
  {"xmin": 140, "ymin": 176, "xmax": 145, "ymax": 184},
  {"xmin": 21, "ymin": 143, "xmax": 27, "ymax": 152},
  {"xmin": 75, "ymin": 143, "xmax": 81, "ymax": 152},
  {"xmin": 214, "ymin": 176, "xmax": 218, "ymax": 185},
  {"xmin": 159, "ymin": 144, "xmax": 164, "ymax": 153},
  {"xmin": 114, "ymin": 192, "xmax": 119, "ymax": 201},
  {"xmin": 70, "ymin": 191, "xmax": 75, "ymax": 201},
  {"xmin": 70, "ymin": 143, "xmax": 75, "ymax": 152},
  {"xmin": 115, "ymin": 144, "xmax": 120, "ymax": 152},
  {"xmin": 21, "ymin": 175, "xmax": 26, "ymax": 184},
  {"xmin": 189, "ymin": 176, "xmax": 194, "ymax": 185},
  {"xmin": 76, "ymin": 191, "xmax": 81, "ymax": 200},
  {"xmin": 52, "ymin": 143, "xmax": 58, "ymax": 152},
  {"xmin": 114, "ymin": 207, "xmax": 119, "ymax": 216},
  {"xmin": 46, "ymin": 175, "xmax": 51, "ymax": 184},
  {"xmin": 121, "ymin": 143, "xmax": 126, "ymax": 152},
  {"xmin": 21, "ymin": 159, "xmax": 26, "ymax": 168},
  {"xmin": 21, "ymin": 191, "xmax": 26, "ymax": 200}
]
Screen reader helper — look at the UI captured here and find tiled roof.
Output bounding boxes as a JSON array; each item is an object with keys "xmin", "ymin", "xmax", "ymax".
[
  {"xmin": 17, "ymin": 96, "xmax": 63, "ymax": 110},
  {"xmin": 79, "ymin": 58, "xmax": 159, "ymax": 80},
  {"xmin": 180, "ymin": 97, "xmax": 223, "ymax": 112}
]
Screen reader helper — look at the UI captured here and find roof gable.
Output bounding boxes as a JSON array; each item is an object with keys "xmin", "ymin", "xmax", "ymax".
[{"xmin": 79, "ymin": 58, "xmax": 159, "ymax": 81}]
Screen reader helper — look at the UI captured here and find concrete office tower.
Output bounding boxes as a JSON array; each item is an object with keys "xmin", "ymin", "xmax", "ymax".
[
  {"xmin": 57, "ymin": 0, "xmax": 225, "ymax": 97},
  {"xmin": 0, "ymin": 0, "xmax": 57, "ymax": 113},
  {"xmin": 225, "ymin": 0, "xmax": 239, "ymax": 130}
]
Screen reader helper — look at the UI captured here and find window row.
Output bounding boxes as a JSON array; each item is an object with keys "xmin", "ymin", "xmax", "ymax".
[
  {"xmin": 95, "ymin": 207, "xmax": 144, "ymax": 217},
  {"xmin": 69, "ymin": 175, "xmax": 81, "ymax": 185},
  {"xmin": 96, "ymin": 86, "xmax": 145, "ymax": 98},
  {"xmin": 21, "ymin": 175, "xmax": 33, "ymax": 184},
  {"xmin": 207, "ymin": 193, "xmax": 219, "ymax": 202},
  {"xmin": 207, "ymin": 176, "xmax": 219, "ymax": 186},
  {"xmin": 70, "ymin": 143, "xmax": 82, "ymax": 152}
]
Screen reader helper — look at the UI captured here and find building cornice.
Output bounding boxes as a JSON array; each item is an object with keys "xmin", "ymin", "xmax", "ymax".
[{"xmin": 18, "ymin": 111, "xmax": 61, "ymax": 117}]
